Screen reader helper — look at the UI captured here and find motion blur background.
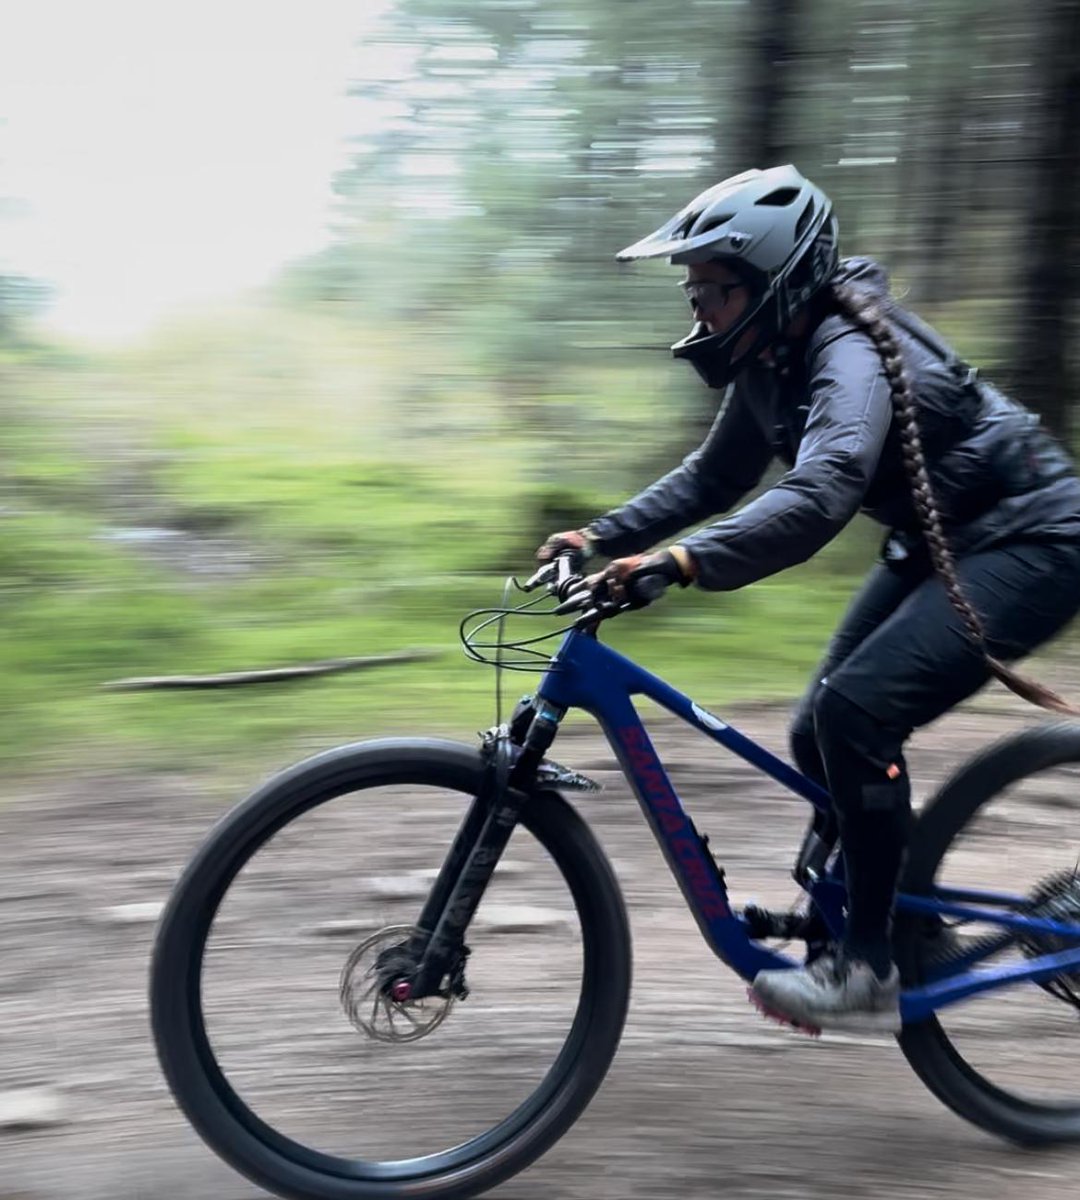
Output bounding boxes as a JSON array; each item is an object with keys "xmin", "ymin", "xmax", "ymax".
[{"xmin": 3, "ymin": 0, "xmax": 1080, "ymax": 776}]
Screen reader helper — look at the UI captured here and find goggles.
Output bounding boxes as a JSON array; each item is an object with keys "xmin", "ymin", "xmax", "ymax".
[{"xmin": 679, "ymin": 279, "xmax": 747, "ymax": 317}]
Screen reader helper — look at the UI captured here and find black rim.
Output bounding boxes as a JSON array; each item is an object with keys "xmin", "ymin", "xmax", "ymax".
[
  {"xmin": 899, "ymin": 725, "xmax": 1080, "ymax": 1129},
  {"xmin": 162, "ymin": 763, "xmax": 610, "ymax": 1184}
]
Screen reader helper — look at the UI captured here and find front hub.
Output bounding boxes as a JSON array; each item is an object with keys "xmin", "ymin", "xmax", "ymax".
[{"xmin": 339, "ymin": 925, "xmax": 455, "ymax": 1043}]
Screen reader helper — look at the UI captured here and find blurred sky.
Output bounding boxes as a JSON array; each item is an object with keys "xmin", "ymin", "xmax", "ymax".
[{"xmin": 1, "ymin": 0, "xmax": 389, "ymax": 340}]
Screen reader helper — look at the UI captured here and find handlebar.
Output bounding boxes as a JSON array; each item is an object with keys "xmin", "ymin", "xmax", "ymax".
[{"xmin": 523, "ymin": 552, "xmax": 670, "ymax": 625}]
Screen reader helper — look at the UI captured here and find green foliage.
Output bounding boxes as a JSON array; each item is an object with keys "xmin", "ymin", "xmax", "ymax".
[
  {"xmin": 0, "ymin": 302, "xmax": 895, "ymax": 778},
  {"xmin": 6, "ymin": 0, "xmax": 1078, "ymax": 780}
]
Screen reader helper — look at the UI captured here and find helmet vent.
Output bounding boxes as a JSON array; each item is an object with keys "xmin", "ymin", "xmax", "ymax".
[
  {"xmin": 756, "ymin": 187, "xmax": 800, "ymax": 207},
  {"xmin": 695, "ymin": 214, "xmax": 735, "ymax": 235},
  {"xmin": 794, "ymin": 198, "xmax": 816, "ymax": 241}
]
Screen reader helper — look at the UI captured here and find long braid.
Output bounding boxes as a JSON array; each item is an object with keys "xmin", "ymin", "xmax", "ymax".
[{"xmin": 831, "ymin": 283, "xmax": 1080, "ymax": 717}]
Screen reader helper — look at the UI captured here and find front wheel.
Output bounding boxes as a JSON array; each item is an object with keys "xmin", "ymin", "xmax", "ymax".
[
  {"xmin": 897, "ymin": 721, "xmax": 1080, "ymax": 1144},
  {"xmin": 150, "ymin": 738, "xmax": 632, "ymax": 1200}
]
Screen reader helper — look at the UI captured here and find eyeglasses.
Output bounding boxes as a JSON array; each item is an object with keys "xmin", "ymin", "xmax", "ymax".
[{"xmin": 679, "ymin": 279, "xmax": 746, "ymax": 316}]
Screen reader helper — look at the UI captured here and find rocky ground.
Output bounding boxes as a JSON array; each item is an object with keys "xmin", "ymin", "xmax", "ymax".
[{"xmin": 4, "ymin": 694, "xmax": 1080, "ymax": 1200}]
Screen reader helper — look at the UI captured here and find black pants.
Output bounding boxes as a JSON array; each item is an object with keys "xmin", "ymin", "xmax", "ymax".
[{"xmin": 789, "ymin": 538, "xmax": 1080, "ymax": 974}]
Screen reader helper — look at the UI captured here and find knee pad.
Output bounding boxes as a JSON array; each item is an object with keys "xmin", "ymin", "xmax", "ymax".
[{"xmin": 811, "ymin": 685, "xmax": 910, "ymax": 817}]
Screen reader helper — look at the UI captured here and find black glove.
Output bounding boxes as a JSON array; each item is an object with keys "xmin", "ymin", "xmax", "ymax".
[
  {"xmin": 587, "ymin": 549, "xmax": 692, "ymax": 608},
  {"xmin": 536, "ymin": 528, "xmax": 596, "ymax": 565}
]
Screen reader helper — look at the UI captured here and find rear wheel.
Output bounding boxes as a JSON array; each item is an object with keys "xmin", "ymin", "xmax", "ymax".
[
  {"xmin": 150, "ymin": 738, "xmax": 632, "ymax": 1199},
  {"xmin": 897, "ymin": 721, "xmax": 1080, "ymax": 1144}
]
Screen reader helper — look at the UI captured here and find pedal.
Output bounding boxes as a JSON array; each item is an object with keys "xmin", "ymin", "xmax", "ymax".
[
  {"xmin": 743, "ymin": 904, "xmax": 810, "ymax": 941},
  {"xmin": 747, "ymin": 987, "xmax": 821, "ymax": 1038}
]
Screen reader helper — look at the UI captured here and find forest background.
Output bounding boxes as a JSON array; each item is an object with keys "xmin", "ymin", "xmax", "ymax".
[{"xmin": 3, "ymin": 0, "xmax": 1079, "ymax": 777}]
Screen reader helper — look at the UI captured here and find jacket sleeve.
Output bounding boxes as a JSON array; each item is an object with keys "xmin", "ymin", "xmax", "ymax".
[
  {"xmin": 586, "ymin": 383, "xmax": 774, "ymax": 559},
  {"xmin": 679, "ymin": 329, "xmax": 893, "ymax": 591}
]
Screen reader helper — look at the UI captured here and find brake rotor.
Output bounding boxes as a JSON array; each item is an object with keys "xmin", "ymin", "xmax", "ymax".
[{"xmin": 339, "ymin": 925, "xmax": 454, "ymax": 1043}]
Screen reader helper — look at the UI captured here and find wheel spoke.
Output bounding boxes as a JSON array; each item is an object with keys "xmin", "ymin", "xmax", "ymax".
[{"xmin": 401, "ymin": 1004, "xmax": 430, "ymax": 1030}]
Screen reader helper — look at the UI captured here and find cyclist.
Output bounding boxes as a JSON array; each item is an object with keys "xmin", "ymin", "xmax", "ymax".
[{"xmin": 537, "ymin": 164, "xmax": 1080, "ymax": 1034}]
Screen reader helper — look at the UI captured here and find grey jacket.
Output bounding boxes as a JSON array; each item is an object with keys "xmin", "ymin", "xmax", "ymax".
[{"xmin": 588, "ymin": 258, "xmax": 1080, "ymax": 590}]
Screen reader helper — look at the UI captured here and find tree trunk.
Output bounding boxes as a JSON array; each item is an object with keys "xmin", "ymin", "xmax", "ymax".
[
  {"xmin": 1011, "ymin": 0, "xmax": 1080, "ymax": 443},
  {"xmin": 734, "ymin": 0, "xmax": 799, "ymax": 170},
  {"xmin": 917, "ymin": 81, "xmax": 969, "ymax": 307}
]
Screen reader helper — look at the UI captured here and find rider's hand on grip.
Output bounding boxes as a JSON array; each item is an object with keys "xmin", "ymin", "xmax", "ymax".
[
  {"xmin": 536, "ymin": 529, "xmax": 595, "ymax": 567},
  {"xmin": 586, "ymin": 549, "xmax": 693, "ymax": 609}
]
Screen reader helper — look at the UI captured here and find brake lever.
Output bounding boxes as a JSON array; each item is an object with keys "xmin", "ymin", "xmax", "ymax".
[
  {"xmin": 522, "ymin": 561, "xmax": 558, "ymax": 592},
  {"xmin": 575, "ymin": 599, "xmax": 626, "ymax": 626},
  {"xmin": 553, "ymin": 586, "xmax": 593, "ymax": 615},
  {"xmin": 571, "ymin": 573, "xmax": 669, "ymax": 625},
  {"xmin": 524, "ymin": 553, "xmax": 587, "ymax": 595}
]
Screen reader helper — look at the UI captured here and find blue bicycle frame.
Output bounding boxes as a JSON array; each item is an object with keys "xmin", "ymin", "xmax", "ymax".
[{"xmin": 534, "ymin": 626, "xmax": 1080, "ymax": 1026}]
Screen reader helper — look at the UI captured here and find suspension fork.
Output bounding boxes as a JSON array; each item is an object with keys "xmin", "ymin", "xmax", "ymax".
[{"xmin": 402, "ymin": 699, "xmax": 566, "ymax": 999}]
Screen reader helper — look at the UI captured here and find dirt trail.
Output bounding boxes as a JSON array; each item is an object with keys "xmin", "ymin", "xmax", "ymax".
[{"xmin": 3, "ymin": 695, "xmax": 1080, "ymax": 1200}]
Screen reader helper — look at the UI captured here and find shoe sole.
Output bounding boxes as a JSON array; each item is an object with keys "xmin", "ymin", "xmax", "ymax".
[
  {"xmin": 747, "ymin": 988, "xmax": 821, "ymax": 1037},
  {"xmin": 747, "ymin": 986, "xmax": 900, "ymax": 1036}
]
